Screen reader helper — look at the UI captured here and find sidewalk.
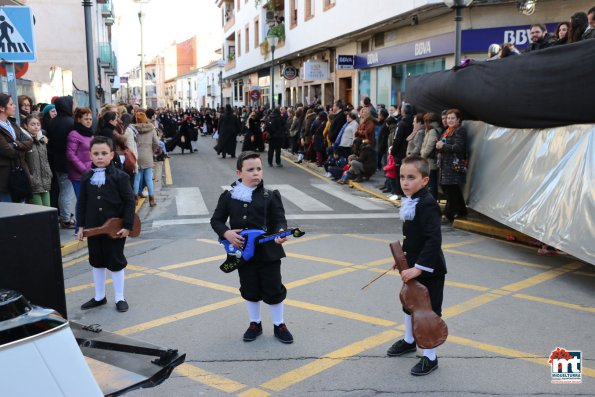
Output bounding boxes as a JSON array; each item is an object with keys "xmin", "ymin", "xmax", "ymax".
[{"xmin": 281, "ymin": 150, "xmax": 540, "ymax": 247}]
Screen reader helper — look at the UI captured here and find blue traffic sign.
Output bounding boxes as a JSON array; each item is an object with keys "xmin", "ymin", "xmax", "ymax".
[{"xmin": 0, "ymin": 6, "xmax": 36, "ymax": 62}]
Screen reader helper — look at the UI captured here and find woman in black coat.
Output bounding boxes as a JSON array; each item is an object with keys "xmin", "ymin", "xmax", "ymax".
[
  {"xmin": 266, "ymin": 108, "xmax": 285, "ymax": 167},
  {"xmin": 436, "ymin": 108, "xmax": 468, "ymax": 223},
  {"xmin": 215, "ymin": 105, "xmax": 241, "ymax": 158}
]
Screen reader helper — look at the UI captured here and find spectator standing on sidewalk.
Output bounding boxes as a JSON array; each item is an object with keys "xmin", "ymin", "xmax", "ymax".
[
  {"xmin": 23, "ymin": 114, "xmax": 52, "ymax": 206},
  {"xmin": 133, "ymin": 111, "xmax": 160, "ymax": 207},
  {"xmin": 46, "ymin": 95, "xmax": 75, "ymax": 228},
  {"xmin": 420, "ymin": 113, "xmax": 442, "ymax": 200},
  {"xmin": 216, "ymin": 104, "xmax": 241, "ymax": 159},
  {"xmin": 328, "ymin": 100, "xmax": 346, "ymax": 151},
  {"xmin": 267, "ymin": 108, "xmax": 285, "ymax": 167}
]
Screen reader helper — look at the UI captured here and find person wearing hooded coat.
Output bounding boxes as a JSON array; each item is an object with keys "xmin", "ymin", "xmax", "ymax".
[
  {"xmin": 267, "ymin": 108, "xmax": 285, "ymax": 167},
  {"xmin": 215, "ymin": 104, "xmax": 241, "ymax": 158},
  {"xmin": 46, "ymin": 95, "xmax": 76, "ymax": 228}
]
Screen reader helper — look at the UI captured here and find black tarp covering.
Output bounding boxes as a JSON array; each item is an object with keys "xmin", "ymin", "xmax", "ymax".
[{"xmin": 405, "ymin": 39, "xmax": 595, "ymax": 129}]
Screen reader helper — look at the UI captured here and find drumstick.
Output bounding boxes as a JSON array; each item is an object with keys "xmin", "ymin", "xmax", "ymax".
[{"xmin": 361, "ymin": 266, "xmax": 395, "ymax": 291}]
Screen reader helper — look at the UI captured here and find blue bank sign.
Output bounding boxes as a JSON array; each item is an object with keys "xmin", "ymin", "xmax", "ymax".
[
  {"xmin": 336, "ymin": 55, "xmax": 354, "ymax": 70},
  {"xmin": 354, "ymin": 32, "xmax": 454, "ymax": 69},
  {"xmin": 462, "ymin": 23, "xmax": 559, "ymax": 52},
  {"xmin": 0, "ymin": 6, "xmax": 36, "ymax": 62}
]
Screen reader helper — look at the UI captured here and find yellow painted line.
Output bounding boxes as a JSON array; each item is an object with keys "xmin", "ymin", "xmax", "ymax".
[
  {"xmin": 286, "ymin": 252, "xmax": 354, "ymax": 267},
  {"xmin": 453, "ymin": 219, "xmax": 538, "ymax": 246},
  {"xmin": 261, "ymin": 329, "xmax": 402, "ymax": 392},
  {"xmin": 176, "ymin": 363, "xmax": 246, "ymax": 393},
  {"xmin": 442, "ymin": 292, "xmax": 503, "ymax": 319},
  {"xmin": 448, "ymin": 334, "xmax": 595, "ymax": 378},
  {"xmin": 284, "ymin": 233, "xmax": 332, "ymax": 245},
  {"xmin": 164, "ymin": 157, "xmax": 173, "ymax": 185},
  {"xmin": 575, "ymin": 270, "xmax": 595, "ymax": 277},
  {"xmin": 285, "ymin": 299, "xmax": 396, "ymax": 326},
  {"xmin": 135, "ymin": 196, "xmax": 146, "ymax": 211},
  {"xmin": 159, "ymin": 254, "xmax": 226, "ymax": 271},
  {"xmin": 61, "ymin": 239, "xmax": 87, "ymax": 257},
  {"xmin": 445, "ymin": 249, "xmax": 551, "ymax": 269},
  {"xmin": 513, "ymin": 293, "xmax": 595, "ymax": 313},
  {"xmin": 62, "ymin": 240, "xmax": 152, "ymax": 268},
  {"xmin": 344, "ymin": 234, "xmax": 392, "ymax": 243},
  {"xmin": 116, "ymin": 296, "xmax": 243, "ymax": 335},
  {"xmin": 285, "ymin": 268, "xmax": 357, "ymax": 289},
  {"xmin": 281, "ymin": 152, "xmax": 329, "ymax": 181},
  {"xmin": 65, "ymin": 273, "xmax": 146, "ymax": 294},
  {"xmin": 238, "ymin": 388, "xmax": 270, "ymax": 397},
  {"xmin": 445, "ymin": 280, "xmax": 491, "ymax": 292},
  {"xmin": 195, "ymin": 238, "xmax": 221, "ymax": 245},
  {"xmin": 350, "ymin": 181, "xmax": 400, "ymax": 205},
  {"xmin": 499, "ymin": 261, "xmax": 582, "ymax": 293},
  {"xmin": 155, "ymin": 271, "xmax": 239, "ymax": 294},
  {"xmin": 362, "ymin": 257, "xmax": 393, "ymax": 267}
]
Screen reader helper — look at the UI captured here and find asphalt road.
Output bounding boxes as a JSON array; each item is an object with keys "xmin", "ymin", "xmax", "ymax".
[{"xmin": 62, "ymin": 136, "xmax": 595, "ymax": 396}]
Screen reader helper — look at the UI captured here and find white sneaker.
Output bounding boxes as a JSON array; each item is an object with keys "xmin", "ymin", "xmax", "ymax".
[
  {"xmin": 141, "ymin": 191, "xmax": 149, "ymax": 198},
  {"xmin": 389, "ymin": 195, "xmax": 400, "ymax": 201}
]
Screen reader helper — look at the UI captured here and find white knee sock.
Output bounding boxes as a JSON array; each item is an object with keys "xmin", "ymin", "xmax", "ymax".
[
  {"xmin": 92, "ymin": 268, "xmax": 106, "ymax": 301},
  {"xmin": 268, "ymin": 302, "xmax": 284, "ymax": 326},
  {"xmin": 245, "ymin": 300, "xmax": 261, "ymax": 323},
  {"xmin": 404, "ymin": 314, "xmax": 414, "ymax": 344},
  {"xmin": 111, "ymin": 269, "xmax": 125, "ymax": 302},
  {"xmin": 424, "ymin": 348, "xmax": 437, "ymax": 361}
]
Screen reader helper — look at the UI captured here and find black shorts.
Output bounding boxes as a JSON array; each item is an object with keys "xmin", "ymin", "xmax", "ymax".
[
  {"xmin": 87, "ymin": 235, "xmax": 127, "ymax": 272},
  {"xmin": 402, "ymin": 275, "xmax": 445, "ymax": 317},
  {"xmin": 238, "ymin": 259, "xmax": 287, "ymax": 304}
]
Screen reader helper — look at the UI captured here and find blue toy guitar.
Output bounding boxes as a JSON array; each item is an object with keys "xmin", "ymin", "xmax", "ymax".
[{"xmin": 219, "ymin": 228, "xmax": 305, "ymax": 273}]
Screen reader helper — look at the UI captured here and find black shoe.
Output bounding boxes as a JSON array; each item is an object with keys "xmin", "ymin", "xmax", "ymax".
[
  {"xmin": 268, "ymin": 163, "xmax": 274, "ymax": 167},
  {"xmin": 387, "ymin": 339, "xmax": 416, "ymax": 356},
  {"xmin": 243, "ymin": 322, "xmax": 263, "ymax": 342},
  {"xmin": 81, "ymin": 297, "xmax": 107, "ymax": 310},
  {"xmin": 411, "ymin": 356, "xmax": 438, "ymax": 376},
  {"xmin": 116, "ymin": 300, "xmax": 129, "ymax": 312},
  {"xmin": 274, "ymin": 323, "xmax": 293, "ymax": 344},
  {"xmin": 276, "ymin": 164, "xmax": 283, "ymax": 168}
]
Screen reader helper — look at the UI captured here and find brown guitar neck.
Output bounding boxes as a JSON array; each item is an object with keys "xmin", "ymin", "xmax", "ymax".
[{"xmin": 389, "ymin": 241, "xmax": 409, "ymax": 273}]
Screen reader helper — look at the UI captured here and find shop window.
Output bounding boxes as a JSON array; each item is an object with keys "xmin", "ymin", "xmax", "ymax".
[
  {"xmin": 361, "ymin": 40, "xmax": 370, "ymax": 53},
  {"xmin": 358, "ymin": 70, "xmax": 371, "ymax": 105},
  {"xmin": 374, "ymin": 32, "xmax": 384, "ymax": 48}
]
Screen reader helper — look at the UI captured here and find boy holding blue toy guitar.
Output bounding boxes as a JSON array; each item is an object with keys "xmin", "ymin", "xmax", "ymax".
[{"xmin": 210, "ymin": 151, "xmax": 295, "ymax": 344}]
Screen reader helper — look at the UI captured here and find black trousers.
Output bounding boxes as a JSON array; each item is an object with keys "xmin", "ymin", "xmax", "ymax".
[
  {"xmin": 402, "ymin": 275, "xmax": 445, "ymax": 317},
  {"xmin": 441, "ymin": 184, "xmax": 467, "ymax": 221},
  {"xmin": 88, "ymin": 235, "xmax": 127, "ymax": 272},
  {"xmin": 238, "ymin": 259, "xmax": 286, "ymax": 304},
  {"xmin": 268, "ymin": 138, "xmax": 282, "ymax": 165}
]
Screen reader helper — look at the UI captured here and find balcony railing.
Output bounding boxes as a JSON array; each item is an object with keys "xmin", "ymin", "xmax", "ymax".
[
  {"xmin": 101, "ymin": 1, "xmax": 113, "ymax": 17},
  {"xmin": 98, "ymin": 42, "xmax": 112, "ymax": 68}
]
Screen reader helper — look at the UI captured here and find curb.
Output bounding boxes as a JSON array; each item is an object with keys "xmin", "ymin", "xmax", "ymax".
[
  {"xmin": 281, "ymin": 151, "xmax": 400, "ymax": 207},
  {"xmin": 61, "ymin": 197, "xmax": 147, "ymax": 258},
  {"xmin": 453, "ymin": 219, "xmax": 539, "ymax": 246}
]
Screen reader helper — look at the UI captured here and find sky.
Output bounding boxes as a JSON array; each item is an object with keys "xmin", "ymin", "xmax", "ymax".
[{"xmin": 113, "ymin": 0, "xmax": 222, "ymax": 74}]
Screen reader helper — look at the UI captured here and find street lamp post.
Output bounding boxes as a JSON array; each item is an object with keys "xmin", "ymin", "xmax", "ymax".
[
  {"xmin": 266, "ymin": 35, "xmax": 279, "ymax": 109},
  {"xmin": 444, "ymin": 0, "xmax": 473, "ymax": 67},
  {"xmin": 219, "ymin": 70, "xmax": 223, "ymax": 108},
  {"xmin": 82, "ymin": 1, "xmax": 97, "ymax": 117},
  {"xmin": 135, "ymin": 0, "xmax": 150, "ymax": 108}
]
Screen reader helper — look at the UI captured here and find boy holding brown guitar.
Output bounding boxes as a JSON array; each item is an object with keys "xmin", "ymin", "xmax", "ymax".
[
  {"xmin": 386, "ymin": 154, "xmax": 447, "ymax": 376},
  {"xmin": 76, "ymin": 136, "xmax": 136, "ymax": 313}
]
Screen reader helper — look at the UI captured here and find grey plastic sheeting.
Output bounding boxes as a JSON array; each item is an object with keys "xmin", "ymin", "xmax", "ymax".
[{"xmin": 463, "ymin": 121, "xmax": 594, "ymax": 266}]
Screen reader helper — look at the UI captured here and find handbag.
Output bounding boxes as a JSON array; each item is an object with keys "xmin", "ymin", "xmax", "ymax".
[
  {"xmin": 8, "ymin": 158, "xmax": 32, "ymax": 202},
  {"xmin": 451, "ymin": 154, "xmax": 468, "ymax": 173},
  {"xmin": 123, "ymin": 147, "xmax": 136, "ymax": 174}
]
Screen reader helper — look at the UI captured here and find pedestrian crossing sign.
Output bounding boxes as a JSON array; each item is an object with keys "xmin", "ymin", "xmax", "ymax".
[{"xmin": 0, "ymin": 6, "xmax": 36, "ymax": 62}]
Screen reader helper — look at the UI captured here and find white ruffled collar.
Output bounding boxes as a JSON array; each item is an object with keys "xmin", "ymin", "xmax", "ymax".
[
  {"xmin": 230, "ymin": 180, "xmax": 257, "ymax": 203},
  {"xmin": 399, "ymin": 196, "xmax": 420, "ymax": 221}
]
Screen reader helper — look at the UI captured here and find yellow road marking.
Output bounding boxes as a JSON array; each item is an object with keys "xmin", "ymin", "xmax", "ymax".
[
  {"xmin": 513, "ymin": 293, "xmax": 595, "ymax": 313},
  {"xmin": 62, "ymin": 240, "xmax": 152, "ymax": 268},
  {"xmin": 65, "ymin": 273, "xmax": 145, "ymax": 294},
  {"xmin": 159, "ymin": 254, "xmax": 226, "ymax": 271},
  {"xmin": 176, "ymin": 363, "xmax": 246, "ymax": 393},
  {"xmin": 238, "ymin": 388, "xmax": 270, "ymax": 397},
  {"xmin": 284, "ymin": 233, "xmax": 333, "ymax": 245},
  {"xmin": 575, "ymin": 270, "xmax": 595, "ymax": 277},
  {"xmin": 448, "ymin": 335, "xmax": 595, "ymax": 378},
  {"xmin": 285, "ymin": 268, "xmax": 357, "ymax": 289},
  {"xmin": 445, "ymin": 280, "xmax": 491, "ymax": 292},
  {"xmin": 195, "ymin": 238, "xmax": 221, "ymax": 245},
  {"xmin": 156, "ymin": 271, "xmax": 239, "ymax": 294},
  {"xmin": 286, "ymin": 252, "xmax": 354, "ymax": 267},
  {"xmin": 261, "ymin": 330, "xmax": 402, "ymax": 392},
  {"xmin": 285, "ymin": 299, "xmax": 397, "ymax": 327},
  {"xmin": 499, "ymin": 261, "xmax": 582, "ymax": 292},
  {"xmin": 445, "ymin": 249, "xmax": 551, "ymax": 269},
  {"xmin": 116, "ymin": 297, "xmax": 243, "ymax": 336},
  {"xmin": 344, "ymin": 234, "xmax": 392, "ymax": 243},
  {"xmin": 362, "ymin": 257, "xmax": 393, "ymax": 267},
  {"xmin": 164, "ymin": 157, "xmax": 173, "ymax": 185},
  {"xmin": 442, "ymin": 292, "xmax": 503, "ymax": 319}
]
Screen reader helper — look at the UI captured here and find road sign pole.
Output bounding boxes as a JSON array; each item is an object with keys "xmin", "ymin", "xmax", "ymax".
[{"xmin": 6, "ymin": 62, "xmax": 20, "ymax": 126}]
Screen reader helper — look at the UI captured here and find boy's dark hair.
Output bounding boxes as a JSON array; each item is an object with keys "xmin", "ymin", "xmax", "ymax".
[
  {"xmin": 90, "ymin": 135, "xmax": 113, "ymax": 151},
  {"xmin": 236, "ymin": 151, "xmax": 261, "ymax": 170},
  {"xmin": 402, "ymin": 154, "xmax": 430, "ymax": 178}
]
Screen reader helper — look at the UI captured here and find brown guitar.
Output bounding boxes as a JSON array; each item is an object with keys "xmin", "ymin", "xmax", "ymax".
[
  {"xmin": 82, "ymin": 214, "xmax": 141, "ymax": 239},
  {"xmin": 389, "ymin": 241, "xmax": 448, "ymax": 349}
]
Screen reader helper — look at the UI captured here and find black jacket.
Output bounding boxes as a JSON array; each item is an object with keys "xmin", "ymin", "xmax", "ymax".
[
  {"xmin": 402, "ymin": 188, "xmax": 447, "ymax": 278},
  {"xmin": 211, "ymin": 182, "xmax": 287, "ymax": 263},
  {"xmin": 391, "ymin": 115, "xmax": 412, "ymax": 163},
  {"xmin": 328, "ymin": 110, "xmax": 347, "ymax": 143},
  {"xmin": 77, "ymin": 164, "xmax": 136, "ymax": 230},
  {"xmin": 46, "ymin": 96, "xmax": 74, "ymax": 173}
]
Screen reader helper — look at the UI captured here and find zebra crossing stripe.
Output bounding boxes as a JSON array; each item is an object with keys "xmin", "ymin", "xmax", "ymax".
[
  {"xmin": 175, "ymin": 187, "xmax": 209, "ymax": 216},
  {"xmin": 267, "ymin": 184, "xmax": 333, "ymax": 211},
  {"xmin": 311, "ymin": 184, "xmax": 384, "ymax": 210}
]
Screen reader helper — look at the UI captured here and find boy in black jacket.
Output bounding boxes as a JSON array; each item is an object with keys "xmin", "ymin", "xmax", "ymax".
[
  {"xmin": 210, "ymin": 151, "xmax": 293, "ymax": 343},
  {"xmin": 76, "ymin": 136, "xmax": 136, "ymax": 313},
  {"xmin": 386, "ymin": 154, "xmax": 447, "ymax": 376}
]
